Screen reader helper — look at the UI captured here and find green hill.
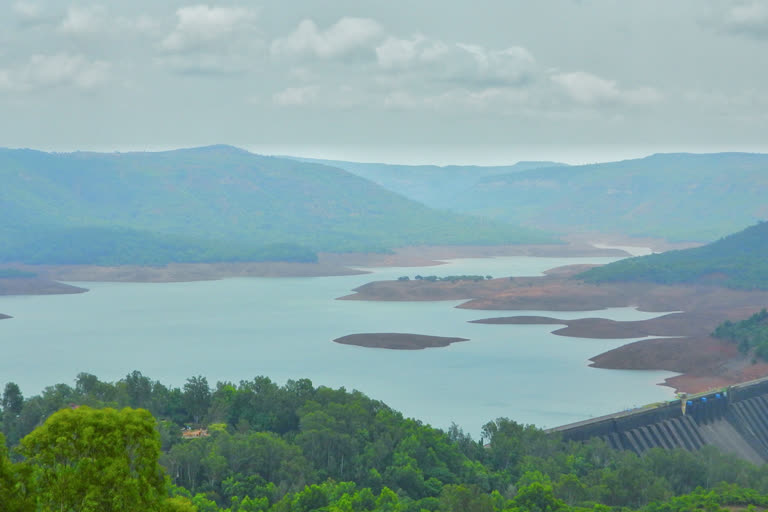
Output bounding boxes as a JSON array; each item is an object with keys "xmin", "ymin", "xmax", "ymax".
[
  {"xmin": 451, "ymin": 153, "xmax": 768, "ymax": 241},
  {"xmin": 0, "ymin": 146, "xmax": 552, "ymax": 265},
  {"xmin": 579, "ymin": 222, "xmax": 768, "ymax": 289}
]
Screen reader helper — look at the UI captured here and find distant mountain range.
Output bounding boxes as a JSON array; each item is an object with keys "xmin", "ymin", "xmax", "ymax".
[
  {"xmin": 290, "ymin": 157, "xmax": 567, "ymax": 209},
  {"xmin": 0, "ymin": 145, "xmax": 552, "ymax": 265},
  {"xmin": 316, "ymin": 153, "xmax": 768, "ymax": 242},
  {"xmin": 579, "ymin": 221, "xmax": 768, "ymax": 290}
]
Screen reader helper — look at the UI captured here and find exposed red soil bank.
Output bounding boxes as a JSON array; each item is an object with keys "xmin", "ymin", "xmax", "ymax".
[
  {"xmin": 342, "ymin": 265, "xmax": 768, "ymax": 394},
  {"xmin": 334, "ymin": 333, "xmax": 468, "ymax": 350}
]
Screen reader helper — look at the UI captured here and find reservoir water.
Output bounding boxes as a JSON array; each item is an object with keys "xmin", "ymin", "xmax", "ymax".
[{"xmin": 0, "ymin": 255, "xmax": 677, "ymax": 436}]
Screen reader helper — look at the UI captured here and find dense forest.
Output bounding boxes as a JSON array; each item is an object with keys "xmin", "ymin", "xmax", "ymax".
[
  {"xmin": 0, "ymin": 146, "xmax": 552, "ymax": 266},
  {"xmin": 579, "ymin": 222, "xmax": 768, "ymax": 290},
  {"xmin": 713, "ymin": 309, "xmax": 768, "ymax": 360},
  {"xmin": 3, "ymin": 373, "xmax": 768, "ymax": 511}
]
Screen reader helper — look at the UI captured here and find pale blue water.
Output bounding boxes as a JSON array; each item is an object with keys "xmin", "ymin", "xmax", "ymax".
[{"xmin": 0, "ymin": 256, "xmax": 677, "ymax": 436}]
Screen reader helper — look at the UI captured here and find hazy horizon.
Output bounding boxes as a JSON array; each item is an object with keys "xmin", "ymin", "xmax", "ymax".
[{"xmin": 4, "ymin": 142, "xmax": 768, "ymax": 167}]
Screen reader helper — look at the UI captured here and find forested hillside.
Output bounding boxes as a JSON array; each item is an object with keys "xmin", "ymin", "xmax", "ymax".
[
  {"xmin": 448, "ymin": 153, "xmax": 768, "ymax": 241},
  {"xmin": 0, "ymin": 146, "xmax": 551, "ymax": 265},
  {"xmin": 714, "ymin": 309, "xmax": 768, "ymax": 359},
  {"xmin": 579, "ymin": 222, "xmax": 768, "ymax": 289},
  {"xmin": 3, "ymin": 373, "xmax": 768, "ymax": 511}
]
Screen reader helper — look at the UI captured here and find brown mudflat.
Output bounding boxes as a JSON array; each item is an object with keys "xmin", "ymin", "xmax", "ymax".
[{"xmin": 334, "ymin": 333, "xmax": 469, "ymax": 350}]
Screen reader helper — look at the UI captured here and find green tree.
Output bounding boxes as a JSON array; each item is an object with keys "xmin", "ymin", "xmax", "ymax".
[
  {"xmin": 0, "ymin": 432, "xmax": 34, "ymax": 512},
  {"xmin": 125, "ymin": 370, "xmax": 154, "ymax": 409},
  {"xmin": 184, "ymin": 376, "xmax": 212, "ymax": 425},
  {"xmin": 439, "ymin": 484, "xmax": 494, "ymax": 512},
  {"xmin": 2, "ymin": 382, "xmax": 24, "ymax": 415},
  {"xmin": 510, "ymin": 482, "xmax": 567, "ymax": 512},
  {"xmin": 20, "ymin": 406, "xmax": 166, "ymax": 512}
]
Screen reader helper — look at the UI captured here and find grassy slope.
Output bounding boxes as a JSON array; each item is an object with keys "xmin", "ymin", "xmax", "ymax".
[
  {"xmin": 0, "ymin": 146, "xmax": 553, "ymax": 265},
  {"xmin": 579, "ymin": 222, "xmax": 768, "ymax": 289}
]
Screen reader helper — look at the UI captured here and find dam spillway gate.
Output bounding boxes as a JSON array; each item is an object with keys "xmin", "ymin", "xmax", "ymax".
[{"xmin": 548, "ymin": 377, "xmax": 768, "ymax": 465}]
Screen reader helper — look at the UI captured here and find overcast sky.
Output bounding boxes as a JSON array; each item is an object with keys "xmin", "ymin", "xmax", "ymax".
[{"xmin": 1, "ymin": 0, "xmax": 767, "ymax": 164}]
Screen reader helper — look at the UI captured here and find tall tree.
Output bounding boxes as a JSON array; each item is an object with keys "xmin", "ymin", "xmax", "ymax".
[
  {"xmin": 183, "ymin": 376, "xmax": 211, "ymax": 425},
  {"xmin": 125, "ymin": 370, "xmax": 153, "ymax": 409},
  {"xmin": 20, "ymin": 406, "xmax": 166, "ymax": 512},
  {"xmin": 2, "ymin": 382, "xmax": 23, "ymax": 415}
]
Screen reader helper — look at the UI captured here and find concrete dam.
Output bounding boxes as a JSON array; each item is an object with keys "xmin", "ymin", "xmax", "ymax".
[{"xmin": 549, "ymin": 377, "xmax": 768, "ymax": 465}]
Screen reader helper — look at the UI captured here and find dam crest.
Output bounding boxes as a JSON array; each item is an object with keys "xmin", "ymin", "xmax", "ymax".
[{"xmin": 549, "ymin": 377, "xmax": 768, "ymax": 465}]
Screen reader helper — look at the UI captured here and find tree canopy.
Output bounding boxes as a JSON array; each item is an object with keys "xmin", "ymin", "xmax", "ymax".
[{"xmin": 4, "ymin": 373, "xmax": 768, "ymax": 511}]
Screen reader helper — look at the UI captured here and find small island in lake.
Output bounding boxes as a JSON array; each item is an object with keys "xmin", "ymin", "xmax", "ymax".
[{"xmin": 333, "ymin": 333, "xmax": 469, "ymax": 350}]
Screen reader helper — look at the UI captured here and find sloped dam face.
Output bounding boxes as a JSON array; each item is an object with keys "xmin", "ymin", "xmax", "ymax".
[{"xmin": 549, "ymin": 378, "xmax": 768, "ymax": 465}]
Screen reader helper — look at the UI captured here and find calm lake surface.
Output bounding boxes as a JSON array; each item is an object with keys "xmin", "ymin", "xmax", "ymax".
[{"xmin": 0, "ymin": 255, "xmax": 677, "ymax": 436}]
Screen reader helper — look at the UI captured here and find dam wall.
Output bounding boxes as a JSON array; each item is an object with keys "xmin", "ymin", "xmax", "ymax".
[{"xmin": 549, "ymin": 377, "xmax": 768, "ymax": 464}]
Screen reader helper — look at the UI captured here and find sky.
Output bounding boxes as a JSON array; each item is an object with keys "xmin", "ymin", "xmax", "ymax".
[{"xmin": 1, "ymin": 0, "xmax": 767, "ymax": 164}]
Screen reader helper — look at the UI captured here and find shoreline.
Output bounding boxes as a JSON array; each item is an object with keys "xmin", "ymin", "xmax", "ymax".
[
  {"xmin": 341, "ymin": 264, "xmax": 768, "ymax": 394},
  {"xmin": 0, "ymin": 240, "xmax": 632, "ymax": 291}
]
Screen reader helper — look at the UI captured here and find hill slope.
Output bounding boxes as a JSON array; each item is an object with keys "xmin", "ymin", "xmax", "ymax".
[
  {"xmin": 0, "ymin": 146, "xmax": 552, "ymax": 265},
  {"xmin": 290, "ymin": 157, "xmax": 566, "ymax": 208},
  {"xmin": 451, "ymin": 153, "xmax": 768, "ymax": 241},
  {"xmin": 579, "ymin": 222, "xmax": 768, "ymax": 289}
]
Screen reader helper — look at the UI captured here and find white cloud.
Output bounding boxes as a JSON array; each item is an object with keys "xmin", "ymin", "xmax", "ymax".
[
  {"xmin": 271, "ymin": 17, "xmax": 383, "ymax": 59},
  {"xmin": 722, "ymin": 1, "xmax": 768, "ymax": 38},
  {"xmin": 0, "ymin": 53, "xmax": 110, "ymax": 92},
  {"xmin": 13, "ymin": 1, "xmax": 42, "ymax": 19},
  {"xmin": 59, "ymin": 5, "xmax": 105, "ymax": 35},
  {"xmin": 376, "ymin": 35, "xmax": 448, "ymax": 69},
  {"xmin": 13, "ymin": 1, "xmax": 54, "ymax": 25},
  {"xmin": 56, "ymin": 5, "xmax": 161, "ymax": 37},
  {"xmin": 376, "ymin": 36, "xmax": 535, "ymax": 87},
  {"xmin": 551, "ymin": 71, "xmax": 662, "ymax": 106},
  {"xmin": 161, "ymin": 5, "xmax": 258, "ymax": 52},
  {"xmin": 272, "ymin": 86, "xmax": 318, "ymax": 106}
]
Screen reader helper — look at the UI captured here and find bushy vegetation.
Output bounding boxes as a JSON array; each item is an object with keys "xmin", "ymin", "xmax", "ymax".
[
  {"xmin": 4, "ymin": 373, "xmax": 768, "ymax": 511},
  {"xmin": 579, "ymin": 222, "xmax": 768, "ymax": 290},
  {"xmin": 713, "ymin": 309, "xmax": 768, "ymax": 360}
]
